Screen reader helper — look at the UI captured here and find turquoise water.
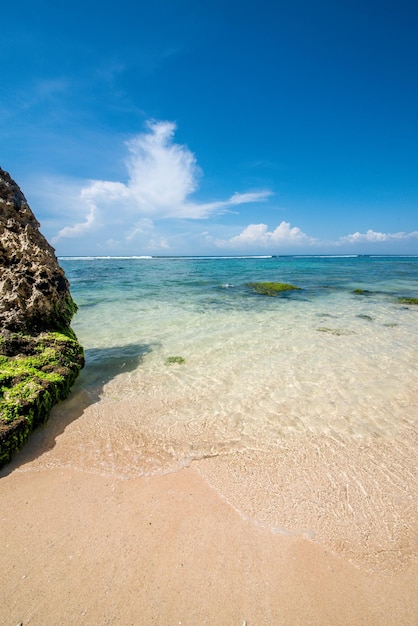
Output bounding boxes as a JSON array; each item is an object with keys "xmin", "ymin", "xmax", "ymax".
[
  {"xmin": 64, "ymin": 254, "xmax": 418, "ymax": 347},
  {"xmin": 58, "ymin": 255, "xmax": 418, "ymax": 467},
  {"xmin": 28, "ymin": 254, "xmax": 417, "ymax": 566},
  {"xmin": 63, "ymin": 255, "xmax": 418, "ymax": 378}
]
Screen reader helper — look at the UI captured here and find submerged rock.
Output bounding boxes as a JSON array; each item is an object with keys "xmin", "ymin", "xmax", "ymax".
[
  {"xmin": 247, "ymin": 282, "xmax": 301, "ymax": 296},
  {"xmin": 353, "ymin": 289, "xmax": 372, "ymax": 295},
  {"xmin": 316, "ymin": 327, "xmax": 356, "ymax": 336},
  {"xmin": 0, "ymin": 167, "xmax": 84, "ymax": 467},
  {"xmin": 165, "ymin": 356, "xmax": 186, "ymax": 365},
  {"xmin": 398, "ymin": 297, "xmax": 418, "ymax": 305},
  {"xmin": 356, "ymin": 314, "xmax": 373, "ymax": 321}
]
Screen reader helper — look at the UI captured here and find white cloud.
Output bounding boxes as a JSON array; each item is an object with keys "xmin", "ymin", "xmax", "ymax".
[
  {"xmin": 53, "ymin": 205, "xmax": 98, "ymax": 240},
  {"xmin": 340, "ymin": 229, "xmax": 418, "ymax": 244},
  {"xmin": 214, "ymin": 221, "xmax": 316, "ymax": 249},
  {"xmin": 123, "ymin": 120, "xmax": 201, "ymax": 216},
  {"xmin": 54, "ymin": 120, "xmax": 272, "ymax": 242},
  {"xmin": 126, "ymin": 218, "xmax": 155, "ymax": 241},
  {"xmin": 186, "ymin": 190, "xmax": 273, "ymax": 217},
  {"xmin": 147, "ymin": 236, "xmax": 170, "ymax": 250}
]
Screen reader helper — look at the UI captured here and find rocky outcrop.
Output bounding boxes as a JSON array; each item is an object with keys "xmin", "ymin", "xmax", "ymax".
[
  {"xmin": 0, "ymin": 167, "xmax": 84, "ymax": 467},
  {"xmin": 0, "ymin": 167, "xmax": 76, "ymax": 333}
]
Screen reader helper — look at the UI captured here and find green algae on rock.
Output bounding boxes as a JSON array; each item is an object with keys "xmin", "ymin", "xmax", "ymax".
[
  {"xmin": 247, "ymin": 282, "xmax": 301, "ymax": 296},
  {"xmin": 165, "ymin": 356, "xmax": 186, "ymax": 365},
  {"xmin": 398, "ymin": 297, "xmax": 418, "ymax": 305},
  {"xmin": 0, "ymin": 167, "xmax": 84, "ymax": 467},
  {"xmin": 0, "ymin": 332, "xmax": 84, "ymax": 467}
]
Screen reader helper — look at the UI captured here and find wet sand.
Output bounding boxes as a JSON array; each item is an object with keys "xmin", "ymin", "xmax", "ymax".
[
  {"xmin": 1, "ymin": 457, "xmax": 417, "ymax": 625},
  {"xmin": 1, "ymin": 380, "xmax": 418, "ymax": 626}
]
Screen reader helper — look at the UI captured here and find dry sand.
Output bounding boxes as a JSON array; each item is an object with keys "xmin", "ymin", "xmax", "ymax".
[
  {"xmin": 0, "ymin": 463, "xmax": 417, "ymax": 625},
  {"xmin": 1, "ymin": 391, "xmax": 417, "ymax": 626}
]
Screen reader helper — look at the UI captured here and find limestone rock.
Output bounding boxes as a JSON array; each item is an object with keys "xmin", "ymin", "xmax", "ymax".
[
  {"xmin": 0, "ymin": 167, "xmax": 84, "ymax": 467},
  {"xmin": 0, "ymin": 167, "xmax": 76, "ymax": 333}
]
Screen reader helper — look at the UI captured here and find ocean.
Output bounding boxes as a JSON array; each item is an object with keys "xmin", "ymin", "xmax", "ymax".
[
  {"xmin": 44, "ymin": 254, "xmax": 417, "ymax": 567},
  {"xmin": 59, "ymin": 254, "xmax": 418, "ymax": 468}
]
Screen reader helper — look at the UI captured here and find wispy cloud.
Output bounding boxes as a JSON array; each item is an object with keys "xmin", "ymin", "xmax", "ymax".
[
  {"xmin": 53, "ymin": 120, "xmax": 272, "ymax": 242},
  {"xmin": 125, "ymin": 218, "xmax": 154, "ymax": 241},
  {"xmin": 213, "ymin": 221, "xmax": 317, "ymax": 249},
  {"xmin": 43, "ymin": 121, "xmax": 418, "ymax": 255},
  {"xmin": 53, "ymin": 205, "xmax": 98, "ymax": 240}
]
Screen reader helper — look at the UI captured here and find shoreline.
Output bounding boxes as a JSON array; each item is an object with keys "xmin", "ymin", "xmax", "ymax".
[
  {"xmin": 1, "ymin": 460, "xmax": 417, "ymax": 625},
  {"xmin": 1, "ymin": 328, "xmax": 417, "ymax": 626}
]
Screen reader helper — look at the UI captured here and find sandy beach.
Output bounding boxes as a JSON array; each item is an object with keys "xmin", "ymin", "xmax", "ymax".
[{"xmin": 1, "ymin": 412, "xmax": 417, "ymax": 626}]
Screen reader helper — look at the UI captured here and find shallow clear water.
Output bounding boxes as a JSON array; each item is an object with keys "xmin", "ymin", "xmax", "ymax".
[
  {"xmin": 55, "ymin": 255, "xmax": 418, "ymax": 470},
  {"xmin": 23, "ymin": 255, "xmax": 416, "ymax": 568}
]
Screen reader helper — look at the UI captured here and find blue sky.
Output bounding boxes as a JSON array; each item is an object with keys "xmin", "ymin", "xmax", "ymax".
[{"xmin": 1, "ymin": 0, "xmax": 417, "ymax": 255}]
